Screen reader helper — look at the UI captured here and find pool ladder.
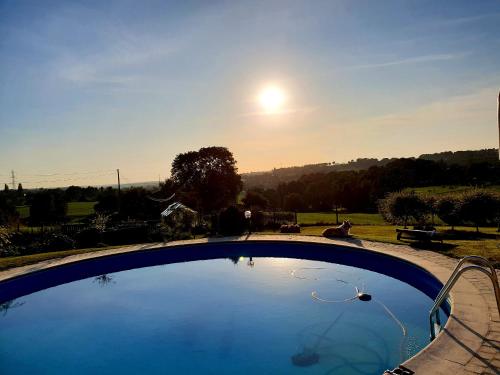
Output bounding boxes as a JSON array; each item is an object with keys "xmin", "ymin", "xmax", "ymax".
[{"xmin": 429, "ymin": 255, "xmax": 500, "ymax": 341}]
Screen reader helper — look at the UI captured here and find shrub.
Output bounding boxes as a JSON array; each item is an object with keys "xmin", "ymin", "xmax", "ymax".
[
  {"xmin": 0, "ymin": 227, "xmax": 19, "ymax": 257},
  {"xmin": 103, "ymin": 226, "xmax": 149, "ymax": 245},
  {"xmin": 459, "ymin": 190, "xmax": 500, "ymax": 232},
  {"xmin": 250, "ymin": 210, "xmax": 265, "ymax": 232},
  {"xmin": 0, "ymin": 231, "xmax": 75, "ymax": 256},
  {"xmin": 379, "ymin": 191, "xmax": 429, "ymax": 228},
  {"xmin": 0, "ymin": 227, "xmax": 11, "ymax": 248},
  {"xmin": 219, "ymin": 206, "xmax": 246, "ymax": 235},
  {"xmin": 436, "ymin": 195, "xmax": 462, "ymax": 230},
  {"xmin": 280, "ymin": 224, "xmax": 301, "ymax": 233},
  {"xmin": 0, "ymin": 194, "xmax": 19, "ymax": 226},
  {"xmin": 44, "ymin": 233, "xmax": 75, "ymax": 251},
  {"xmin": 160, "ymin": 225, "xmax": 192, "ymax": 241},
  {"xmin": 75, "ymin": 228, "xmax": 102, "ymax": 248},
  {"xmin": 162, "ymin": 209, "xmax": 196, "ymax": 240}
]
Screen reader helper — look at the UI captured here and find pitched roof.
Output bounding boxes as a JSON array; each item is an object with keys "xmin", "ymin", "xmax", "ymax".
[{"xmin": 160, "ymin": 202, "xmax": 197, "ymax": 217}]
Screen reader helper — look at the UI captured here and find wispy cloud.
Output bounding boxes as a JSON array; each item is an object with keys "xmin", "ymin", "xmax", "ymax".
[
  {"xmin": 56, "ymin": 34, "xmax": 181, "ymax": 86},
  {"xmin": 360, "ymin": 85, "xmax": 499, "ymax": 129},
  {"xmin": 345, "ymin": 52, "xmax": 467, "ymax": 71},
  {"xmin": 434, "ymin": 12, "xmax": 500, "ymax": 27}
]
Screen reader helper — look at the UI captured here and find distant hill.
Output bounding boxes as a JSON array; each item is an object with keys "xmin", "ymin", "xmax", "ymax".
[
  {"xmin": 419, "ymin": 148, "xmax": 499, "ymax": 165},
  {"xmin": 100, "ymin": 181, "xmax": 160, "ymax": 189},
  {"xmin": 241, "ymin": 148, "xmax": 499, "ymax": 189}
]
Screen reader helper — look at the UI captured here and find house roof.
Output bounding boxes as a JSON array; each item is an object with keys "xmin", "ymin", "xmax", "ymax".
[{"xmin": 160, "ymin": 202, "xmax": 197, "ymax": 217}]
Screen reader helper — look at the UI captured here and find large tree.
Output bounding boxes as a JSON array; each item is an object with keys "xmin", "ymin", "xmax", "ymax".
[
  {"xmin": 171, "ymin": 147, "xmax": 242, "ymax": 213},
  {"xmin": 29, "ymin": 189, "xmax": 67, "ymax": 225}
]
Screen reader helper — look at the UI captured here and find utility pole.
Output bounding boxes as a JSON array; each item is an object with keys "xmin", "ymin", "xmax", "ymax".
[
  {"xmin": 11, "ymin": 170, "xmax": 15, "ymax": 190},
  {"xmin": 497, "ymin": 91, "xmax": 499, "ymax": 160},
  {"xmin": 117, "ymin": 169, "xmax": 121, "ymax": 217}
]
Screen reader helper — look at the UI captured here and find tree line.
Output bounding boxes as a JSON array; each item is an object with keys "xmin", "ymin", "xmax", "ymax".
[
  {"xmin": 243, "ymin": 158, "xmax": 499, "ymax": 213},
  {"xmin": 1, "ymin": 146, "xmax": 499, "ymax": 258},
  {"xmin": 242, "ymin": 148, "xmax": 498, "ymax": 189},
  {"xmin": 1, "ymin": 150, "xmax": 498, "ymax": 227}
]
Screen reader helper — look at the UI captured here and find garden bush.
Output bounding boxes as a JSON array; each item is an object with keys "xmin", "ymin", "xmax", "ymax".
[
  {"xmin": 379, "ymin": 191, "xmax": 430, "ymax": 228},
  {"xmin": 103, "ymin": 225, "xmax": 149, "ymax": 245},
  {"xmin": 218, "ymin": 206, "xmax": 246, "ymax": 235},
  {"xmin": 459, "ymin": 190, "xmax": 500, "ymax": 231},
  {"xmin": 436, "ymin": 195, "xmax": 462, "ymax": 230},
  {"xmin": 44, "ymin": 233, "xmax": 75, "ymax": 251},
  {"xmin": 75, "ymin": 228, "xmax": 102, "ymax": 248}
]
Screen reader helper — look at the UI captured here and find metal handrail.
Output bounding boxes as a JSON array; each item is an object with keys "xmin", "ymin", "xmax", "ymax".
[{"xmin": 429, "ymin": 256, "xmax": 500, "ymax": 340}]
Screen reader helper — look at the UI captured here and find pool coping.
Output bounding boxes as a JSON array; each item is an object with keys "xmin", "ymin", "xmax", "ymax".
[{"xmin": 1, "ymin": 234, "xmax": 499, "ymax": 375}]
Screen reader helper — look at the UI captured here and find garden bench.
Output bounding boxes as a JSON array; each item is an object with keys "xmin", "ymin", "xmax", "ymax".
[{"xmin": 396, "ymin": 228, "xmax": 443, "ymax": 243}]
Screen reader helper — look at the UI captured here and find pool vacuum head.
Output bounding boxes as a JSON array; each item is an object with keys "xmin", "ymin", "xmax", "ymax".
[
  {"xmin": 291, "ymin": 348, "xmax": 320, "ymax": 367},
  {"xmin": 357, "ymin": 292, "xmax": 372, "ymax": 301}
]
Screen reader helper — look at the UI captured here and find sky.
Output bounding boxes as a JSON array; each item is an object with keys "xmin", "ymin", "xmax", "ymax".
[{"xmin": 0, "ymin": 0, "xmax": 499, "ymax": 188}]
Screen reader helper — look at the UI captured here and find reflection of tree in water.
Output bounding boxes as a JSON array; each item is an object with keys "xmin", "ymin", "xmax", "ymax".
[
  {"xmin": 93, "ymin": 274, "xmax": 115, "ymax": 287},
  {"xmin": 227, "ymin": 256, "xmax": 255, "ymax": 267},
  {"xmin": 0, "ymin": 299, "xmax": 25, "ymax": 316}
]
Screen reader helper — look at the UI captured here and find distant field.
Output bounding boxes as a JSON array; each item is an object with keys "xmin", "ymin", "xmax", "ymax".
[
  {"xmin": 16, "ymin": 205, "xmax": 30, "ymax": 219},
  {"xmin": 297, "ymin": 212, "xmax": 385, "ymax": 225},
  {"xmin": 66, "ymin": 202, "xmax": 96, "ymax": 217},
  {"xmin": 404, "ymin": 185, "xmax": 500, "ymax": 195},
  {"xmin": 16, "ymin": 201, "xmax": 96, "ymax": 219}
]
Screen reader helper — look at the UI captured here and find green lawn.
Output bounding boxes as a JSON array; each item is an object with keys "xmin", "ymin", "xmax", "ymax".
[
  {"xmin": 0, "ymin": 245, "xmax": 122, "ymax": 271},
  {"xmin": 66, "ymin": 201, "xmax": 96, "ymax": 217},
  {"xmin": 16, "ymin": 205, "xmax": 30, "ymax": 219},
  {"xmin": 297, "ymin": 212, "xmax": 386, "ymax": 225},
  {"xmin": 404, "ymin": 185, "xmax": 500, "ymax": 195},
  {"xmin": 297, "ymin": 225, "xmax": 500, "ymax": 266},
  {"xmin": 16, "ymin": 201, "xmax": 96, "ymax": 219}
]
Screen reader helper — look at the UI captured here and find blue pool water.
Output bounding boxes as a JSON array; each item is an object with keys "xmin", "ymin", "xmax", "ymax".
[{"xmin": 0, "ymin": 242, "xmax": 447, "ymax": 374}]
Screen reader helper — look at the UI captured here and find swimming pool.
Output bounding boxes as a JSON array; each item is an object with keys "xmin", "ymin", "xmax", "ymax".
[{"xmin": 0, "ymin": 241, "xmax": 448, "ymax": 374}]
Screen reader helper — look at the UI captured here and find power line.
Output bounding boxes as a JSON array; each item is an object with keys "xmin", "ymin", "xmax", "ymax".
[
  {"xmin": 15, "ymin": 169, "xmax": 116, "ymax": 178},
  {"xmin": 18, "ymin": 172, "xmax": 115, "ymax": 184}
]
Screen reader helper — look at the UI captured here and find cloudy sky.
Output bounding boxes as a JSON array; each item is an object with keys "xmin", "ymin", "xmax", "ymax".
[{"xmin": 1, "ymin": 0, "xmax": 499, "ymax": 187}]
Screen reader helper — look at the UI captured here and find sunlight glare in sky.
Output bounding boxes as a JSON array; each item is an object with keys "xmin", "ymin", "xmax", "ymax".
[{"xmin": 258, "ymin": 86, "xmax": 286, "ymax": 114}]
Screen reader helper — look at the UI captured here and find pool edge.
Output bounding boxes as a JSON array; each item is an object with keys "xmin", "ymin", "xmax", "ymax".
[{"xmin": 0, "ymin": 234, "xmax": 498, "ymax": 375}]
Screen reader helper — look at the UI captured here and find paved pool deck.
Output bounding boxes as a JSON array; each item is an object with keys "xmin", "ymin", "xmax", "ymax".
[{"xmin": 1, "ymin": 234, "xmax": 499, "ymax": 374}]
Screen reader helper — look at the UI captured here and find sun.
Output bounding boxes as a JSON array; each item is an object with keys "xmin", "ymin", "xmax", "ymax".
[{"xmin": 258, "ymin": 86, "xmax": 286, "ymax": 114}]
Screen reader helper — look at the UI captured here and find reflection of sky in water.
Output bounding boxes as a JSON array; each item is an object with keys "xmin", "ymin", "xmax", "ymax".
[{"xmin": 0, "ymin": 258, "xmax": 446, "ymax": 374}]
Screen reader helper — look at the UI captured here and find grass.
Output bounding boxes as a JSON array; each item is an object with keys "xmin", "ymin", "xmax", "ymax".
[
  {"xmin": 66, "ymin": 202, "xmax": 96, "ymax": 217},
  {"xmin": 0, "ymin": 245, "xmax": 123, "ymax": 271},
  {"xmin": 297, "ymin": 212, "xmax": 386, "ymax": 225},
  {"xmin": 404, "ymin": 185, "xmax": 500, "ymax": 195},
  {"xmin": 296, "ymin": 225, "xmax": 500, "ymax": 266},
  {"xmin": 16, "ymin": 205, "xmax": 30, "ymax": 219},
  {"xmin": 16, "ymin": 201, "xmax": 96, "ymax": 220}
]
